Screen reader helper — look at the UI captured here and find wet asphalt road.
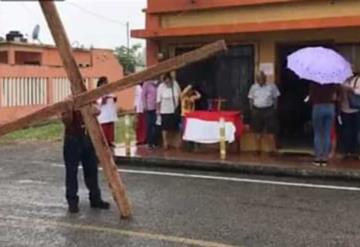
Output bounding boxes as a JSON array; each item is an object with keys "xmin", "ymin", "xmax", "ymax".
[{"xmin": 1, "ymin": 142, "xmax": 360, "ymax": 247}]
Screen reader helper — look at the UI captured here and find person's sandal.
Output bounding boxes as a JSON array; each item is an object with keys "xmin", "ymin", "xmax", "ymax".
[
  {"xmin": 312, "ymin": 160, "xmax": 321, "ymax": 167},
  {"xmin": 321, "ymin": 160, "xmax": 328, "ymax": 167}
]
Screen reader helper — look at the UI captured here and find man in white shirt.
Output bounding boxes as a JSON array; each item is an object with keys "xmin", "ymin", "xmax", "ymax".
[{"xmin": 248, "ymin": 71, "xmax": 280, "ymax": 152}]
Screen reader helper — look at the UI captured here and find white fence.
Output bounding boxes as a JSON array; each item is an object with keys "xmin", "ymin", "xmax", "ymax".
[
  {"xmin": 52, "ymin": 77, "xmax": 71, "ymax": 103},
  {"xmin": 52, "ymin": 77, "xmax": 91, "ymax": 103},
  {"xmin": 1, "ymin": 77, "xmax": 47, "ymax": 107},
  {"xmin": 0, "ymin": 77, "xmax": 93, "ymax": 107}
]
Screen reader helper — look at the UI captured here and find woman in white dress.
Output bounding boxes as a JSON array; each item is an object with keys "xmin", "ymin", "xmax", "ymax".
[
  {"xmin": 156, "ymin": 73, "xmax": 181, "ymax": 149},
  {"xmin": 96, "ymin": 76, "xmax": 118, "ymax": 147}
]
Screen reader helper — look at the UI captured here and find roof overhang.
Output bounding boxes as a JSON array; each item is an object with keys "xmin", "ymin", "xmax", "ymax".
[{"xmin": 132, "ymin": 15, "xmax": 360, "ymax": 40}]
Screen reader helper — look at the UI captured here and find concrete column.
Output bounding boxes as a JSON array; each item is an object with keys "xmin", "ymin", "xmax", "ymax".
[
  {"xmin": 258, "ymin": 40, "xmax": 276, "ymax": 83},
  {"xmin": 146, "ymin": 40, "xmax": 159, "ymax": 66},
  {"xmin": 145, "ymin": 11, "xmax": 161, "ymax": 66},
  {"xmin": 8, "ymin": 48, "xmax": 15, "ymax": 65}
]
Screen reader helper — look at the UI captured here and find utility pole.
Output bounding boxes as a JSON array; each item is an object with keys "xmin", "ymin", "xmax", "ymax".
[
  {"xmin": 126, "ymin": 21, "xmax": 130, "ymax": 51},
  {"xmin": 126, "ymin": 21, "xmax": 130, "ymax": 74}
]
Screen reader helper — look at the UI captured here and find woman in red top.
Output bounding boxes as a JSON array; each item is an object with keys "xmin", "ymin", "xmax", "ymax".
[{"xmin": 96, "ymin": 77, "xmax": 118, "ymax": 147}]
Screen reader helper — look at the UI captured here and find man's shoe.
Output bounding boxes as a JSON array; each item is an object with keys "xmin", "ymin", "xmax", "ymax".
[
  {"xmin": 342, "ymin": 154, "xmax": 351, "ymax": 160},
  {"xmin": 90, "ymin": 200, "xmax": 110, "ymax": 210},
  {"xmin": 68, "ymin": 204, "xmax": 79, "ymax": 214}
]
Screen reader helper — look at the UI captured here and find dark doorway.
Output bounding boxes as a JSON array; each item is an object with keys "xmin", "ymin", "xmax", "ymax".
[
  {"xmin": 176, "ymin": 45, "xmax": 255, "ymax": 123},
  {"xmin": 277, "ymin": 42, "xmax": 332, "ymax": 150}
]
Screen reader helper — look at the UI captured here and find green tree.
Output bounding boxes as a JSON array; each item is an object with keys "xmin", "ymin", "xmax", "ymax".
[{"xmin": 114, "ymin": 44, "xmax": 144, "ymax": 75}]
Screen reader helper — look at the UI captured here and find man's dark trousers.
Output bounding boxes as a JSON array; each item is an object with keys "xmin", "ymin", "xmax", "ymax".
[
  {"xmin": 63, "ymin": 133, "xmax": 101, "ymax": 206},
  {"xmin": 145, "ymin": 110, "xmax": 156, "ymax": 147}
]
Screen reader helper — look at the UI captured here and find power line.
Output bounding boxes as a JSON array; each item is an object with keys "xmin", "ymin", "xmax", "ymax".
[
  {"xmin": 65, "ymin": 2, "xmax": 132, "ymax": 48},
  {"xmin": 65, "ymin": 2, "xmax": 127, "ymax": 26},
  {"xmin": 19, "ymin": 3, "xmax": 34, "ymax": 25},
  {"xmin": 19, "ymin": 2, "xmax": 43, "ymax": 23}
]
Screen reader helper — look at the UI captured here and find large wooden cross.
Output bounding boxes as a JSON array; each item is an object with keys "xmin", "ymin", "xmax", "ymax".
[{"xmin": 0, "ymin": 1, "xmax": 227, "ymax": 218}]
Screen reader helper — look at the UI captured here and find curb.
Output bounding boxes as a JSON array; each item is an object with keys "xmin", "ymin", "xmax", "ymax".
[{"xmin": 115, "ymin": 156, "xmax": 360, "ymax": 182}]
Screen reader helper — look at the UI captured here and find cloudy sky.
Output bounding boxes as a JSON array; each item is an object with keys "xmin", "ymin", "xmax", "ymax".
[{"xmin": 0, "ymin": 0, "xmax": 147, "ymax": 49}]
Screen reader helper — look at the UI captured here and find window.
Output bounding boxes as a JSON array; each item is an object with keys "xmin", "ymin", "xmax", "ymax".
[
  {"xmin": 336, "ymin": 44, "xmax": 360, "ymax": 72},
  {"xmin": 15, "ymin": 51, "xmax": 42, "ymax": 65},
  {"xmin": 0, "ymin": 51, "xmax": 8, "ymax": 64}
]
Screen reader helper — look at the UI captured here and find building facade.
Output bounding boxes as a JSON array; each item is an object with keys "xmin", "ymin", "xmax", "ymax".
[
  {"xmin": 132, "ymin": 0, "xmax": 360, "ymax": 148},
  {"xmin": 0, "ymin": 41, "xmax": 134, "ymax": 124}
]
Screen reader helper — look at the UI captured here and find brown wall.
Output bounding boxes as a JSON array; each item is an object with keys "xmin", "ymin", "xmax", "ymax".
[
  {"xmin": 160, "ymin": 0, "xmax": 360, "ymax": 29},
  {"xmin": 147, "ymin": 0, "xmax": 304, "ymax": 13},
  {"xmin": 158, "ymin": 27, "xmax": 360, "ymax": 83},
  {"xmin": 134, "ymin": 0, "xmax": 360, "ymax": 67}
]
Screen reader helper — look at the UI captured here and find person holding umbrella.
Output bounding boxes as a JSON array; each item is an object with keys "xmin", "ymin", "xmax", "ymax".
[
  {"xmin": 287, "ymin": 47, "xmax": 352, "ymax": 166},
  {"xmin": 309, "ymin": 82, "xmax": 340, "ymax": 166}
]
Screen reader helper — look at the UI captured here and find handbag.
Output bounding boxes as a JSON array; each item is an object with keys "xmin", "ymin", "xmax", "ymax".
[
  {"xmin": 348, "ymin": 76, "xmax": 360, "ymax": 109},
  {"xmin": 171, "ymin": 83, "xmax": 181, "ymax": 126}
]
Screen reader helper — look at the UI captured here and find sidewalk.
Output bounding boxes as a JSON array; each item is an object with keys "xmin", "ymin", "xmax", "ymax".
[{"xmin": 114, "ymin": 145, "xmax": 360, "ymax": 181}]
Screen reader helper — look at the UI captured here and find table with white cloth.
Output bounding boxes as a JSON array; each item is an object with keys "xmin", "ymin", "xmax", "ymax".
[{"xmin": 183, "ymin": 111, "xmax": 244, "ymax": 144}]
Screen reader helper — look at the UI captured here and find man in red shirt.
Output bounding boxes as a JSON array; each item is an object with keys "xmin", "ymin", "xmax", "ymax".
[{"xmin": 61, "ymin": 104, "xmax": 110, "ymax": 213}]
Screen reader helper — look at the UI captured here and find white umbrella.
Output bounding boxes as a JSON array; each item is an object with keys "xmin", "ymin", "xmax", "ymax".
[{"xmin": 287, "ymin": 47, "xmax": 353, "ymax": 84}]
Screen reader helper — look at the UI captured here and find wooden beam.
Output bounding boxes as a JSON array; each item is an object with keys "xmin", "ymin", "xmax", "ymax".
[
  {"xmin": 39, "ymin": 1, "xmax": 132, "ymax": 218},
  {"xmin": 0, "ymin": 100, "xmax": 70, "ymax": 137},
  {"xmin": 73, "ymin": 40, "xmax": 227, "ymax": 108},
  {"xmin": 0, "ymin": 40, "xmax": 227, "ymax": 138}
]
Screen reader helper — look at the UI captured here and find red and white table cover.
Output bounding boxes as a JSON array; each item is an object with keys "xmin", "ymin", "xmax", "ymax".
[{"xmin": 183, "ymin": 111, "xmax": 244, "ymax": 144}]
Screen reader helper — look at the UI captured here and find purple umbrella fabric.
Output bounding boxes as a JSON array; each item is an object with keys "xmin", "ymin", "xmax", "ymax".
[{"xmin": 287, "ymin": 47, "xmax": 353, "ymax": 84}]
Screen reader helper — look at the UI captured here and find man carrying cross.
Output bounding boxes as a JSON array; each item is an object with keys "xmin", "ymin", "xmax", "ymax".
[
  {"xmin": 61, "ymin": 102, "xmax": 110, "ymax": 213},
  {"xmin": 0, "ymin": 0, "xmax": 225, "ymax": 217}
]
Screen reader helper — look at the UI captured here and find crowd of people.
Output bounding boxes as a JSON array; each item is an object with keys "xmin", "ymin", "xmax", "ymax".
[
  {"xmin": 135, "ymin": 72, "xmax": 202, "ymax": 150},
  {"xmin": 248, "ymin": 71, "xmax": 360, "ymax": 167},
  {"xmin": 60, "ymin": 71, "xmax": 360, "ymax": 213},
  {"xmin": 134, "ymin": 70, "xmax": 360, "ymax": 167}
]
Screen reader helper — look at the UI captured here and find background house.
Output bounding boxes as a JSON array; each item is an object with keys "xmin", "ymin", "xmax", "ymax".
[{"xmin": 0, "ymin": 36, "xmax": 134, "ymax": 124}]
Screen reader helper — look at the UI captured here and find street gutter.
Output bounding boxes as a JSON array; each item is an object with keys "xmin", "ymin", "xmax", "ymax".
[{"xmin": 115, "ymin": 155, "xmax": 360, "ymax": 182}]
